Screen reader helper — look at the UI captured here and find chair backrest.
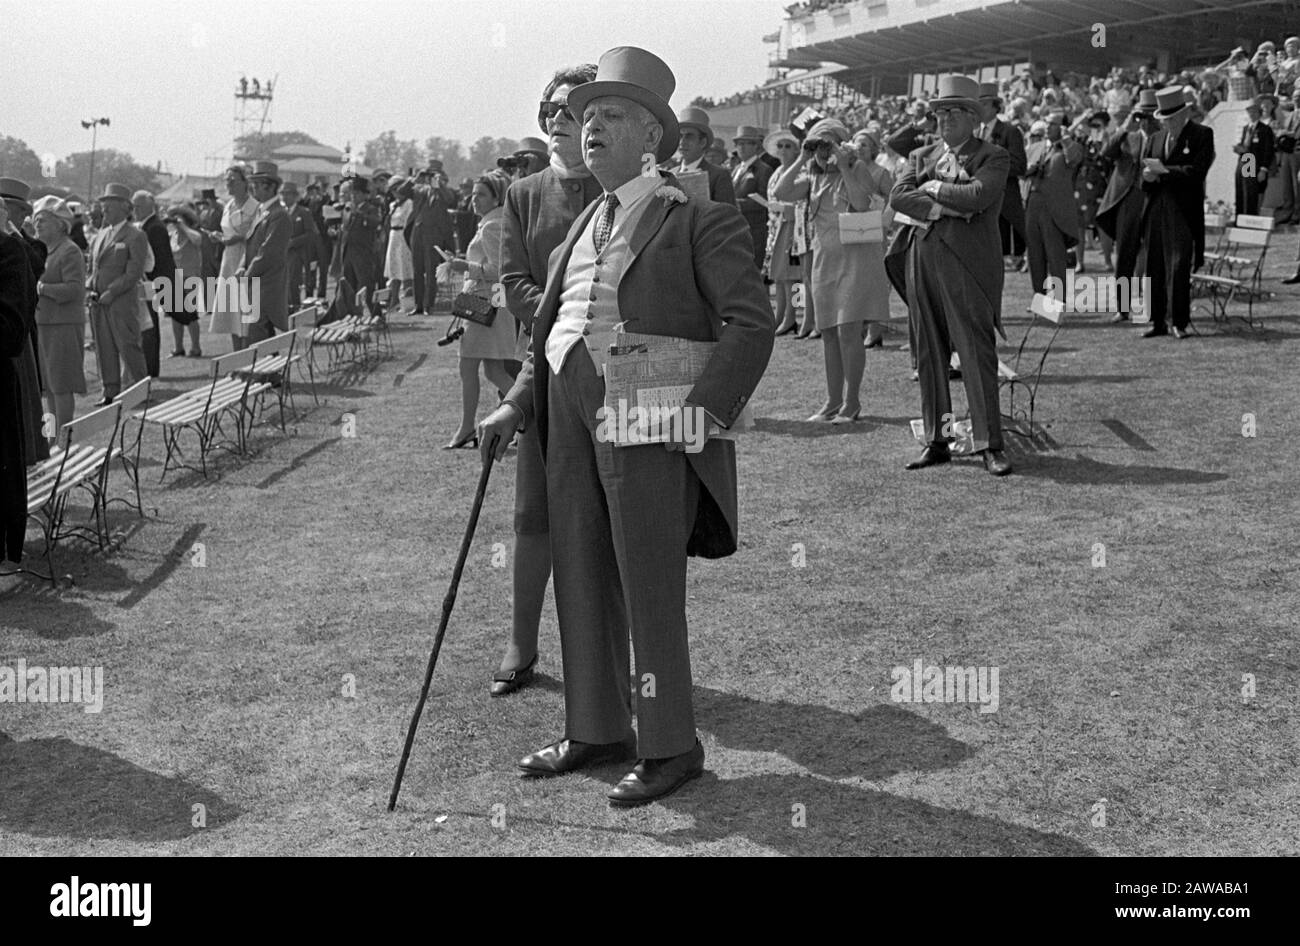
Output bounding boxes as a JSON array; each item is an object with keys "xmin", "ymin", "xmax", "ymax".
[
  {"xmin": 1225, "ymin": 227, "xmax": 1270, "ymax": 248},
  {"xmin": 116, "ymin": 377, "xmax": 152, "ymax": 418},
  {"xmin": 372, "ymin": 287, "xmax": 392, "ymax": 308},
  {"xmin": 62, "ymin": 401, "xmax": 121, "ymax": 449},
  {"xmin": 289, "ymin": 305, "xmax": 318, "ymax": 338},
  {"xmin": 250, "ymin": 329, "xmax": 295, "ymax": 361},
  {"xmin": 1235, "ymin": 214, "xmax": 1275, "ymax": 232},
  {"xmin": 214, "ymin": 346, "xmax": 258, "ymax": 378}
]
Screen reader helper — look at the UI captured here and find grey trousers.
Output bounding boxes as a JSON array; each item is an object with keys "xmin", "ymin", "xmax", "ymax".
[
  {"xmin": 90, "ymin": 303, "xmax": 147, "ymax": 399},
  {"xmin": 1025, "ymin": 192, "xmax": 1070, "ymax": 296},
  {"xmin": 546, "ymin": 344, "xmax": 700, "ymax": 759},
  {"xmin": 907, "ymin": 234, "xmax": 1004, "ymax": 452}
]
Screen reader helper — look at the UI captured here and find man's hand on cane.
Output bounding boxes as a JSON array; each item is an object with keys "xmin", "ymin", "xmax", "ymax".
[{"xmin": 479, "ymin": 402, "xmax": 522, "ymax": 462}]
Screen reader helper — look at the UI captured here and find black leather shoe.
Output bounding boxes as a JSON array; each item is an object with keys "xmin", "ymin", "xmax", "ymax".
[
  {"xmin": 490, "ymin": 654, "xmax": 537, "ymax": 697},
  {"xmin": 982, "ymin": 449, "xmax": 1013, "ymax": 476},
  {"xmin": 1142, "ymin": 326, "xmax": 1168, "ymax": 338},
  {"xmin": 1282, "ymin": 272, "xmax": 1300, "ymax": 285},
  {"xmin": 1110, "ymin": 312, "xmax": 1129, "ymax": 323},
  {"xmin": 608, "ymin": 740, "xmax": 705, "ymax": 807},
  {"xmin": 96, "ymin": 396, "xmax": 114, "ymax": 407},
  {"xmin": 1171, "ymin": 326, "xmax": 1189, "ymax": 340},
  {"xmin": 518, "ymin": 736, "xmax": 636, "ymax": 778},
  {"xmin": 905, "ymin": 443, "xmax": 951, "ymax": 470}
]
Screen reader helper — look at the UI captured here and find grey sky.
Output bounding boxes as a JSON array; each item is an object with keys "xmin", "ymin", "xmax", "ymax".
[{"xmin": 3, "ymin": 0, "xmax": 786, "ymax": 176}]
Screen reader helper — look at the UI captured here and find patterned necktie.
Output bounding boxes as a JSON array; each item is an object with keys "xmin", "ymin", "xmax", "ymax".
[{"xmin": 594, "ymin": 193, "xmax": 619, "ymax": 254}]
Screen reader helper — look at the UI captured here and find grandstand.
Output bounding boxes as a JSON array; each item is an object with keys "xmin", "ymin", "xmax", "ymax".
[{"xmin": 702, "ymin": 0, "xmax": 1295, "ymax": 206}]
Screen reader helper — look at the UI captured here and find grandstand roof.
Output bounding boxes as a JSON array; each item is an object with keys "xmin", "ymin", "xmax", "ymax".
[{"xmin": 776, "ymin": 0, "xmax": 1296, "ymax": 82}]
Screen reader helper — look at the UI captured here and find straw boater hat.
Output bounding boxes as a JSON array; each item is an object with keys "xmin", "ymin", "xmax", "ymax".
[
  {"xmin": 733, "ymin": 125, "xmax": 765, "ymax": 143},
  {"xmin": 248, "ymin": 160, "xmax": 280, "ymax": 185},
  {"xmin": 566, "ymin": 46, "xmax": 680, "ymax": 162},
  {"xmin": 929, "ymin": 75, "xmax": 981, "ymax": 114},
  {"xmin": 763, "ymin": 129, "xmax": 798, "ymax": 157},
  {"xmin": 98, "ymin": 182, "xmax": 132, "ymax": 204},
  {"xmin": 1153, "ymin": 86, "xmax": 1190, "ymax": 119}
]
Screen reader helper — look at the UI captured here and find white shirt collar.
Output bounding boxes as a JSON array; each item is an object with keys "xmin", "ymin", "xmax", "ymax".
[
  {"xmin": 607, "ymin": 173, "xmax": 661, "ymax": 213},
  {"xmin": 680, "ymin": 156, "xmax": 705, "ymax": 172}
]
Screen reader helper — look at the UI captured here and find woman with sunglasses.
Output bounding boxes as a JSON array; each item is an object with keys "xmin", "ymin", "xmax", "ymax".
[
  {"xmin": 762, "ymin": 130, "xmax": 803, "ymax": 335},
  {"xmin": 772, "ymin": 118, "xmax": 890, "ymax": 424},
  {"xmin": 487, "ymin": 64, "xmax": 602, "ymax": 696}
]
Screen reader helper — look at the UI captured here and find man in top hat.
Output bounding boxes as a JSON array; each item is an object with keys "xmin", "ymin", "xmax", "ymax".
[
  {"xmin": 330, "ymin": 174, "xmax": 382, "ymax": 318},
  {"xmin": 671, "ymin": 106, "xmax": 736, "ymax": 204},
  {"xmin": 400, "ymin": 160, "xmax": 457, "ymax": 314},
  {"xmin": 236, "ymin": 161, "xmax": 291, "ymax": 342},
  {"xmin": 975, "ymin": 83, "xmax": 1027, "ymax": 268},
  {"xmin": 279, "ymin": 180, "xmax": 320, "ymax": 311},
  {"xmin": 1234, "ymin": 98, "xmax": 1275, "ymax": 217},
  {"xmin": 0, "ymin": 177, "xmax": 48, "ymax": 285},
  {"xmin": 1273, "ymin": 89, "xmax": 1300, "ymax": 228},
  {"xmin": 1097, "ymin": 89, "xmax": 1158, "ymax": 321},
  {"xmin": 1022, "ymin": 110, "xmax": 1082, "ymax": 301},
  {"xmin": 479, "ymin": 46, "xmax": 774, "ymax": 805},
  {"xmin": 705, "ymin": 138, "xmax": 729, "ymax": 169},
  {"xmin": 730, "ymin": 125, "xmax": 773, "ymax": 270},
  {"xmin": 887, "ymin": 74, "xmax": 1012, "ymax": 476},
  {"xmin": 130, "ymin": 190, "xmax": 173, "ymax": 375},
  {"xmin": 1138, "ymin": 86, "xmax": 1215, "ymax": 339},
  {"xmin": 0, "ymin": 178, "xmax": 49, "ymax": 468},
  {"xmin": 85, "ymin": 183, "xmax": 149, "ymax": 404}
]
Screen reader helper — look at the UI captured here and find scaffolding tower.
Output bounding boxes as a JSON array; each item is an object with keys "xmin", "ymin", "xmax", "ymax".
[{"xmin": 233, "ymin": 75, "xmax": 276, "ymax": 160}]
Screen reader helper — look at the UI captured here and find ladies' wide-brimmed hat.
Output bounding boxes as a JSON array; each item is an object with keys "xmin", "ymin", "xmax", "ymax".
[
  {"xmin": 566, "ymin": 46, "xmax": 680, "ymax": 162},
  {"xmin": 763, "ymin": 129, "xmax": 798, "ymax": 157}
]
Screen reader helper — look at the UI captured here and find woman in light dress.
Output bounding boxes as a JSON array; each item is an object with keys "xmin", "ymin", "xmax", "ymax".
[
  {"xmin": 763, "ymin": 130, "xmax": 803, "ymax": 336},
  {"xmin": 772, "ymin": 119, "xmax": 892, "ymax": 424},
  {"xmin": 384, "ymin": 178, "xmax": 414, "ymax": 314},
  {"xmin": 206, "ymin": 165, "xmax": 259, "ymax": 351},
  {"xmin": 441, "ymin": 172, "xmax": 518, "ymax": 449}
]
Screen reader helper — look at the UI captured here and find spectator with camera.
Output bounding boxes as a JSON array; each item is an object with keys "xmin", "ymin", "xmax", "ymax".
[{"xmin": 772, "ymin": 118, "xmax": 889, "ymax": 424}]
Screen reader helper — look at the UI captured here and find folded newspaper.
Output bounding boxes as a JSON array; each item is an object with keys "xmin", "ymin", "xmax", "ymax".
[{"xmin": 601, "ymin": 330, "xmax": 753, "ymax": 447}]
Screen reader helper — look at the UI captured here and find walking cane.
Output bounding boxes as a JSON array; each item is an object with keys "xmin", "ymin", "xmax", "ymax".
[{"xmin": 388, "ymin": 437, "xmax": 498, "ymax": 811}]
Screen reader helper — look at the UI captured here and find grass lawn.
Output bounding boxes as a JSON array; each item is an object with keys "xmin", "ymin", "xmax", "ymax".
[{"xmin": 2, "ymin": 233, "xmax": 1297, "ymax": 857}]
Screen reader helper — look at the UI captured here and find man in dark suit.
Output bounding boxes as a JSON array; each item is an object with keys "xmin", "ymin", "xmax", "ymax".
[
  {"xmin": 1235, "ymin": 99, "xmax": 1275, "ymax": 217},
  {"xmin": 887, "ymin": 75, "xmax": 1011, "ymax": 476},
  {"xmin": 279, "ymin": 181, "xmax": 318, "ymax": 312},
  {"xmin": 131, "ymin": 191, "xmax": 173, "ymax": 376},
  {"xmin": 480, "ymin": 47, "xmax": 774, "ymax": 806},
  {"xmin": 671, "ymin": 106, "xmax": 737, "ymax": 204},
  {"xmin": 1273, "ymin": 92, "xmax": 1300, "ymax": 226},
  {"xmin": 237, "ymin": 161, "xmax": 291, "ymax": 342},
  {"xmin": 976, "ymin": 84, "xmax": 1027, "ymax": 266},
  {"xmin": 1097, "ymin": 91, "xmax": 1158, "ymax": 321},
  {"xmin": 329, "ymin": 175, "xmax": 382, "ymax": 319},
  {"xmin": 0, "ymin": 221, "xmax": 30, "ymax": 570},
  {"xmin": 731, "ymin": 125, "xmax": 772, "ymax": 270},
  {"xmin": 1139, "ymin": 87, "xmax": 1216, "ymax": 338},
  {"xmin": 401, "ymin": 162, "xmax": 457, "ymax": 314},
  {"xmin": 86, "ymin": 184, "xmax": 149, "ymax": 403},
  {"xmin": 1023, "ymin": 112, "xmax": 1083, "ymax": 299}
]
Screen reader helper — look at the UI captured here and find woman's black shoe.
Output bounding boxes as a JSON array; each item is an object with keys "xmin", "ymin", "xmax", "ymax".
[
  {"xmin": 1283, "ymin": 272, "xmax": 1300, "ymax": 285},
  {"xmin": 491, "ymin": 654, "xmax": 538, "ymax": 697}
]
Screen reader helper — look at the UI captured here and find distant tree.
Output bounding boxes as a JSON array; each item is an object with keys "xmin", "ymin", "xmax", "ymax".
[
  {"xmin": 467, "ymin": 136, "xmax": 520, "ymax": 175},
  {"xmin": 424, "ymin": 136, "xmax": 470, "ymax": 182},
  {"xmin": 234, "ymin": 129, "xmax": 323, "ymax": 162},
  {"xmin": 54, "ymin": 148, "xmax": 158, "ymax": 200},
  {"xmin": 0, "ymin": 135, "xmax": 45, "ymax": 183},
  {"xmin": 363, "ymin": 131, "xmax": 425, "ymax": 175}
]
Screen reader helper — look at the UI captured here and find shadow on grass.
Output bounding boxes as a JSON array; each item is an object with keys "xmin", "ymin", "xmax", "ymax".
[
  {"xmin": 1035, "ymin": 374, "xmax": 1141, "ymax": 386},
  {"xmin": 0, "ymin": 730, "xmax": 239, "ymax": 840},
  {"xmin": 655, "ymin": 773, "xmax": 1096, "ymax": 855},
  {"xmin": 753, "ymin": 416, "xmax": 912, "ymax": 438},
  {"xmin": 0, "ymin": 586, "xmax": 118, "ymax": 639},
  {"xmin": 695, "ymin": 687, "xmax": 970, "ymax": 780},
  {"xmin": 1015, "ymin": 453, "xmax": 1229, "ymax": 486}
]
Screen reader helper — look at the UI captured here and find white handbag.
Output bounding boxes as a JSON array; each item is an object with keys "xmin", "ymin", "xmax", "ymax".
[{"xmin": 838, "ymin": 210, "xmax": 883, "ymax": 244}]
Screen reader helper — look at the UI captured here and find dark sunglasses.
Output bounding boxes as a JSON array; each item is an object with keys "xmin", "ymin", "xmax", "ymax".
[{"xmin": 538, "ymin": 100, "xmax": 574, "ymax": 127}]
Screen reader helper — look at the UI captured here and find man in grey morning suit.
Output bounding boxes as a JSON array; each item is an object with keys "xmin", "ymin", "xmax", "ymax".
[{"xmin": 479, "ymin": 46, "xmax": 774, "ymax": 806}]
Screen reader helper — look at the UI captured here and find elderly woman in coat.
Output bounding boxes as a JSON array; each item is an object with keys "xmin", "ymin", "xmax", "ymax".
[{"xmin": 32, "ymin": 196, "xmax": 87, "ymax": 438}]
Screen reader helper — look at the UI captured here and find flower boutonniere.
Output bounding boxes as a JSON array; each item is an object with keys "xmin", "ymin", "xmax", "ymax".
[{"xmin": 655, "ymin": 184, "xmax": 688, "ymax": 206}]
